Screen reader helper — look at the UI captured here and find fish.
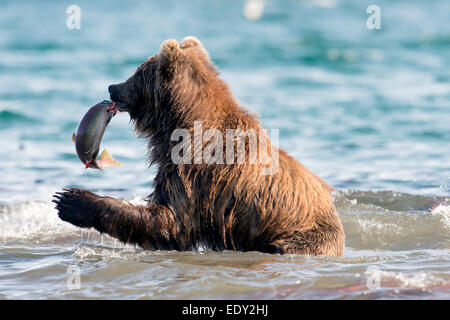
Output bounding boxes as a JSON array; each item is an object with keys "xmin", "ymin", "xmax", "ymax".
[{"xmin": 72, "ymin": 100, "xmax": 123, "ymax": 170}]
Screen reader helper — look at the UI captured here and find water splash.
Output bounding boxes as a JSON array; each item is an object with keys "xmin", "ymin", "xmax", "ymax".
[{"xmin": 432, "ymin": 204, "xmax": 450, "ymax": 230}]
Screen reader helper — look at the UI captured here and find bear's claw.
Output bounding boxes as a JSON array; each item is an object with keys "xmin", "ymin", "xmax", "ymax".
[{"xmin": 53, "ymin": 188, "xmax": 100, "ymax": 229}]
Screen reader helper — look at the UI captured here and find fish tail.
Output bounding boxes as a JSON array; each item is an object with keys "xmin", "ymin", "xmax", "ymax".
[{"xmin": 98, "ymin": 149, "xmax": 123, "ymax": 169}]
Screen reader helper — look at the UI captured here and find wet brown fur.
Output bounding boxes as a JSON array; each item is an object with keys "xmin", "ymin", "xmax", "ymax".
[{"xmin": 54, "ymin": 37, "xmax": 345, "ymax": 256}]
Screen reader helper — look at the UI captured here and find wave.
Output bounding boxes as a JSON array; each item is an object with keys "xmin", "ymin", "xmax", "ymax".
[
  {"xmin": 0, "ymin": 110, "xmax": 38, "ymax": 129},
  {"xmin": 0, "ymin": 191, "xmax": 449, "ymax": 251},
  {"xmin": 334, "ymin": 190, "xmax": 450, "ymax": 250}
]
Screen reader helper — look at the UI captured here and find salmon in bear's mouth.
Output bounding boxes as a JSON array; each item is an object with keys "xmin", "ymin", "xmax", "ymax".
[{"xmin": 111, "ymin": 101, "xmax": 128, "ymax": 112}]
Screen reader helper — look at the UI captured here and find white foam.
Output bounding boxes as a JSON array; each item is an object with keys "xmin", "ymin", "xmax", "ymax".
[
  {"xmin": 366, "ymin": 266, "xmax": 441, "ymax": 290},
  {"xmin": 73, "ymin": 244, "xmax": 140, "ymax": 261},
  {"xmin": 126, "ymin": 196, "xmax": 147, "ymax": 206},
  {"xmin": 0, "ymin": 201, "xmax": 78, "ymax": 243},
  {"xmin": 432, "ymin": 204, "xmax": 450, "ymax": 230},
  {"xmin": 0, "ymin": 198, "xmax": 147, "ymax": 244}
]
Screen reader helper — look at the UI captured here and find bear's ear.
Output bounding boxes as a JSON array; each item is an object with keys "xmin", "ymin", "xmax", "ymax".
[
  {"xmin": 160, "ymin": 39, "xmax": 181, "ymax": 63},
  {"xmin": 180, "ymin": 36, "xmax": 202, "ymax": 49},
  {"xmin": 180, "ymin": 36, "xmax": 211, "ymax": 62}
]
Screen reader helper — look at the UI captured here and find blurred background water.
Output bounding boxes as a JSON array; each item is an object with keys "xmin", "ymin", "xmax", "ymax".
[{"xmin": 0, "ymin": 0, "xmax": 449, "ymax": 299}]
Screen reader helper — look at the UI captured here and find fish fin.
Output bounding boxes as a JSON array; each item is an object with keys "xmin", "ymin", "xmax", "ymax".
[
  {"xmin": 85, "ymin": 160, "xmax": 92, "ymax": 169},
  {"xmin": 72, "ymin": 133, "xmax": 76, "ymax": 143},
  {"xmin": 98, "ymin": 149, "xmax": 123, "ymax": 169}
]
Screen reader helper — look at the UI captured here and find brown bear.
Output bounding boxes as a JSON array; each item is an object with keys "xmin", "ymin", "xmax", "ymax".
[{"xmin": 53, "ymin": 37, "xmax": 345, "ymax": 256}]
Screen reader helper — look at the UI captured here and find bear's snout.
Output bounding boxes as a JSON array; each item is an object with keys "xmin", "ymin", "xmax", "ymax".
[
  {"xmin": 108, "ymin": 84, "xmax": 118, "ymax": 98},
  {"xmin": 108, "ymin": 84, "xmax": 126, "ymax": 109}
]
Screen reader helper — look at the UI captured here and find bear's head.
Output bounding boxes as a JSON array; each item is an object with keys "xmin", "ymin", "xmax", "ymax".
[{"xmin": 108, "ymin": 37, "xmax": 217, "ymax": 136}]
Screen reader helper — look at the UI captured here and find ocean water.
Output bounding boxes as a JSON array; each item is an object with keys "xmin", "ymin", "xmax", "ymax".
[{"xmin": 0, "ymin": 0, "xmax": 449, "ymax": 299}]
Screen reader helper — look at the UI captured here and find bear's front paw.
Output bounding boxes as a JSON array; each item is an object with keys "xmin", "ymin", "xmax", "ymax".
[{"xmin": 53, "ymin": 188, "xmax": 101, "ymax": 229}]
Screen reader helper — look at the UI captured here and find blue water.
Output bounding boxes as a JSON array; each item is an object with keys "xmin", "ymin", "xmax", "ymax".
[{"xmin": 0, "ymin": 0, "xmax": 449, "ymax": 299}]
